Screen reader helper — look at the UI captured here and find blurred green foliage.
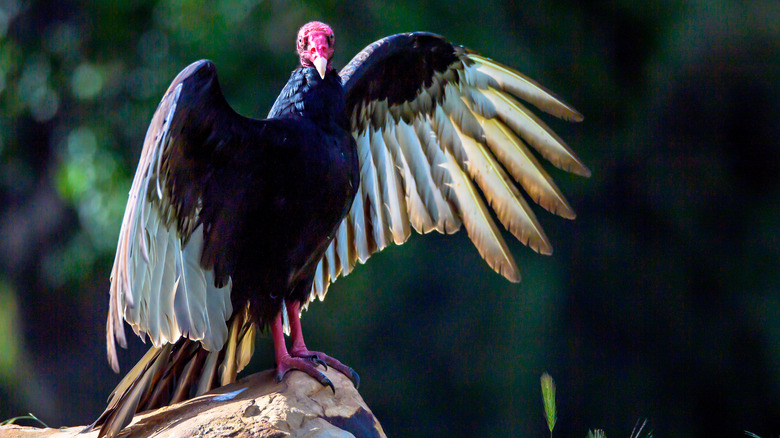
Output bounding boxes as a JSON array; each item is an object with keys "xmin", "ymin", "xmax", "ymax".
[
  {"xmin": 0, "ymin": 280, "xmax": 19, "ymax": 378},
  {"xmin": 0, "ymin": 1, "xmax": 779, "ymax": 437}
]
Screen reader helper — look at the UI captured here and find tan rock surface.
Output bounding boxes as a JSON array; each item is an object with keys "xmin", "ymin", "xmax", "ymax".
[{"xmin": 0, "ymin": 368, "xmax": 384, "ymax": 438}]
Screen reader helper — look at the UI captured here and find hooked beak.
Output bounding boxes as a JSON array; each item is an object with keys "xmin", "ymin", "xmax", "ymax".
[{"xmin": 313, "ymin": 56, "xmax": 327, "ymax": 79}]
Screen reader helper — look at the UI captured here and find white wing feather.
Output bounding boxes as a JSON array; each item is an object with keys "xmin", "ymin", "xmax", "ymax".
[
  {"xmin": 107, "ymin": 80, "xmax": 233, "ymax": 372},
  {"xmin": 370, "ymin": 127, "xmax": 410, "ymax": 245}
]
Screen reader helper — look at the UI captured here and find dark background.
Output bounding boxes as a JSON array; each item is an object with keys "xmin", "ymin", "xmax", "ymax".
[{"xmin": 1, "ymin": 1, "xmax": 778, "ymax": 437}]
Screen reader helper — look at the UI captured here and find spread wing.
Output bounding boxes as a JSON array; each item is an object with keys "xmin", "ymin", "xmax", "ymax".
[
  {"xmin": 107, "ymin": 60, "xmax": 274, "ymax": 372},
  {"xmin": 307, "ymin": 32, "xmax": 589, "ymax": 306}
]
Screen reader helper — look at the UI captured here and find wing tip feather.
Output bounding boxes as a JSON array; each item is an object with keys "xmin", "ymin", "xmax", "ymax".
[
  {"xmin": 467, "ymin": 53, "xmax": 585, "ymax": 123},
  {"xmin": 505, "ymin": 268, "xmax": 521, "ymax": 283}
]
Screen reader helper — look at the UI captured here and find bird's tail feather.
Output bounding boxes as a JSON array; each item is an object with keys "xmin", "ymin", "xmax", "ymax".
[{"xmin": 85, "ymin": 309, "xmax": 256, "ymax": 438}]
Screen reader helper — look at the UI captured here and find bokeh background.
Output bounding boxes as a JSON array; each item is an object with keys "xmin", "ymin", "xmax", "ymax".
[{"xmin": 1, "ymin": 1, "xmax": 778, "ymax": 437}]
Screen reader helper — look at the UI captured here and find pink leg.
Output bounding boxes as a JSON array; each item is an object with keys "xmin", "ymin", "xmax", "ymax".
[
  {"xmin": 271, "ymin": 309, "xmax": 334, "ymax": 391},
  {"xmin": 272, "ymin": 301, "xmax": 359, "ymax": 390}
]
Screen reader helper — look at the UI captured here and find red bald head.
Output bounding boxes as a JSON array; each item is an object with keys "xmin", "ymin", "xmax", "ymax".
[{"xmin": 297, "ymin": 21, "xmax": 335, "ymax": 79}]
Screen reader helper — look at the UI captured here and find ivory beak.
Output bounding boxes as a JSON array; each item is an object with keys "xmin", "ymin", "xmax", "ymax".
[{"xmin": 313, "ymin": 57, "xmax": 327, "ymax": 79}]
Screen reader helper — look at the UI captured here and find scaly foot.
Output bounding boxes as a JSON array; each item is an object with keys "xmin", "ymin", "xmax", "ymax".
[
  {"xmin": 272, "ymin": 302, "xmax": 360, "ymax": 392},
  {"xmin": 290, "ymin": 348, "xmax": 360, "ymax": 388},
  {"xmin": 275, "ymin": 353, "xmax": 335, "ymax": 392},
  {"xmin": 271, "ymin": 302, "xmax": 360, "ymax": 394}
]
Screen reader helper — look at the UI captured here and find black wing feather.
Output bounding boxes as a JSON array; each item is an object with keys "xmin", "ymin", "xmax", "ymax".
[
  {"xmin": 341, "ymin": 33, "xmax": 462, "ymax": 132},
  {"xmin": 341, "ymin": 33, "xmax": 458, "ymax": 110},
  {"xmin": 154, "ymin": 61, "xmax": 304, "ymax": 285},
  {"xmin": 155, "ymin": 61, "xmax": 249, "ymax": 285}
]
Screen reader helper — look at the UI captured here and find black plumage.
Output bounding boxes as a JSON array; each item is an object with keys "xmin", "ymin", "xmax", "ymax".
[
  {"xmin": 90, "ymin": 22, "xmax": 588, "ymax": 438},
  {"xmin": 341, "ymin": 32, "xmax": 460, "ymax": 115},
  {"xmin": 202, "ymin": 65, "xmax": 359, "ymax": 325}
]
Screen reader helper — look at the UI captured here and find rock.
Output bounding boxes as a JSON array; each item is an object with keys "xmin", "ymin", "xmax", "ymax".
[{"xmin": 0, "ymin": 368, "xmax": 385, "ymax": 438}]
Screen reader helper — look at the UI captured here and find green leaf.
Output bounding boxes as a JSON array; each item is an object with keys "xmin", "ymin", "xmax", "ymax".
[{"xmin": 0, "ymin": 412, "xmax": 49, "ymax": 428}]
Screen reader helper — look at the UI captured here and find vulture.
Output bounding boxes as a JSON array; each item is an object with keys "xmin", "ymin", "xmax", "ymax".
[{"xmin": 89, "ymin": 21, "xmax": 589, "ymax": 437}]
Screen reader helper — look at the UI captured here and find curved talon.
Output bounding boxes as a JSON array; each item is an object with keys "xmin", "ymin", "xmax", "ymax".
[
  {"xmin": 288, "ymin": 349, "xmax": 359, "ymax": 390},
  {"xmin": 312, "ymin": 356, "xmax": 328, "ymax": 370},
  {"xmin": 275, "ymin": 354, "xmax": 334, "ymax": 388},
  {"xmin": 322, "ymin": 376, "xmax": 335, "ymax": 393},
  {"xmin": 276, "ymin": 367, "xmax": 333, "ymax": 393},
  {"xmin": 310, "ymin": 369, "xmax": 333, "ymax": 392},
  {"xmin": 350, "ymin": 369, "xmax": 360, "ymax": 389}
]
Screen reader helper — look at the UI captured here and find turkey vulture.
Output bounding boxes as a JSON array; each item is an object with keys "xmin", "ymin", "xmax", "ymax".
[{"xmin": 90, "ymin": 21, "xmax": 589, "ymax": 437}]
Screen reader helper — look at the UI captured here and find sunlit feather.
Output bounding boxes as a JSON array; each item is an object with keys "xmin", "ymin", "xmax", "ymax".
[
  {"xmin": 440, "ymin": 148, "xmax": 520, "ymax": 281},
  {"xmin": 467, "ymin": 54, "xmax": 583, "ymax": 122},
  {"xmin": 479, "ymin": 87, "xmax": 590, "ymax": 176},
  {"xmin": 370, "ymin": 127, "xmax": 411, "ymax": 244},
  {"xmin": 443, "ymin": 111, "xmax": 552, "ymax": 254}
]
